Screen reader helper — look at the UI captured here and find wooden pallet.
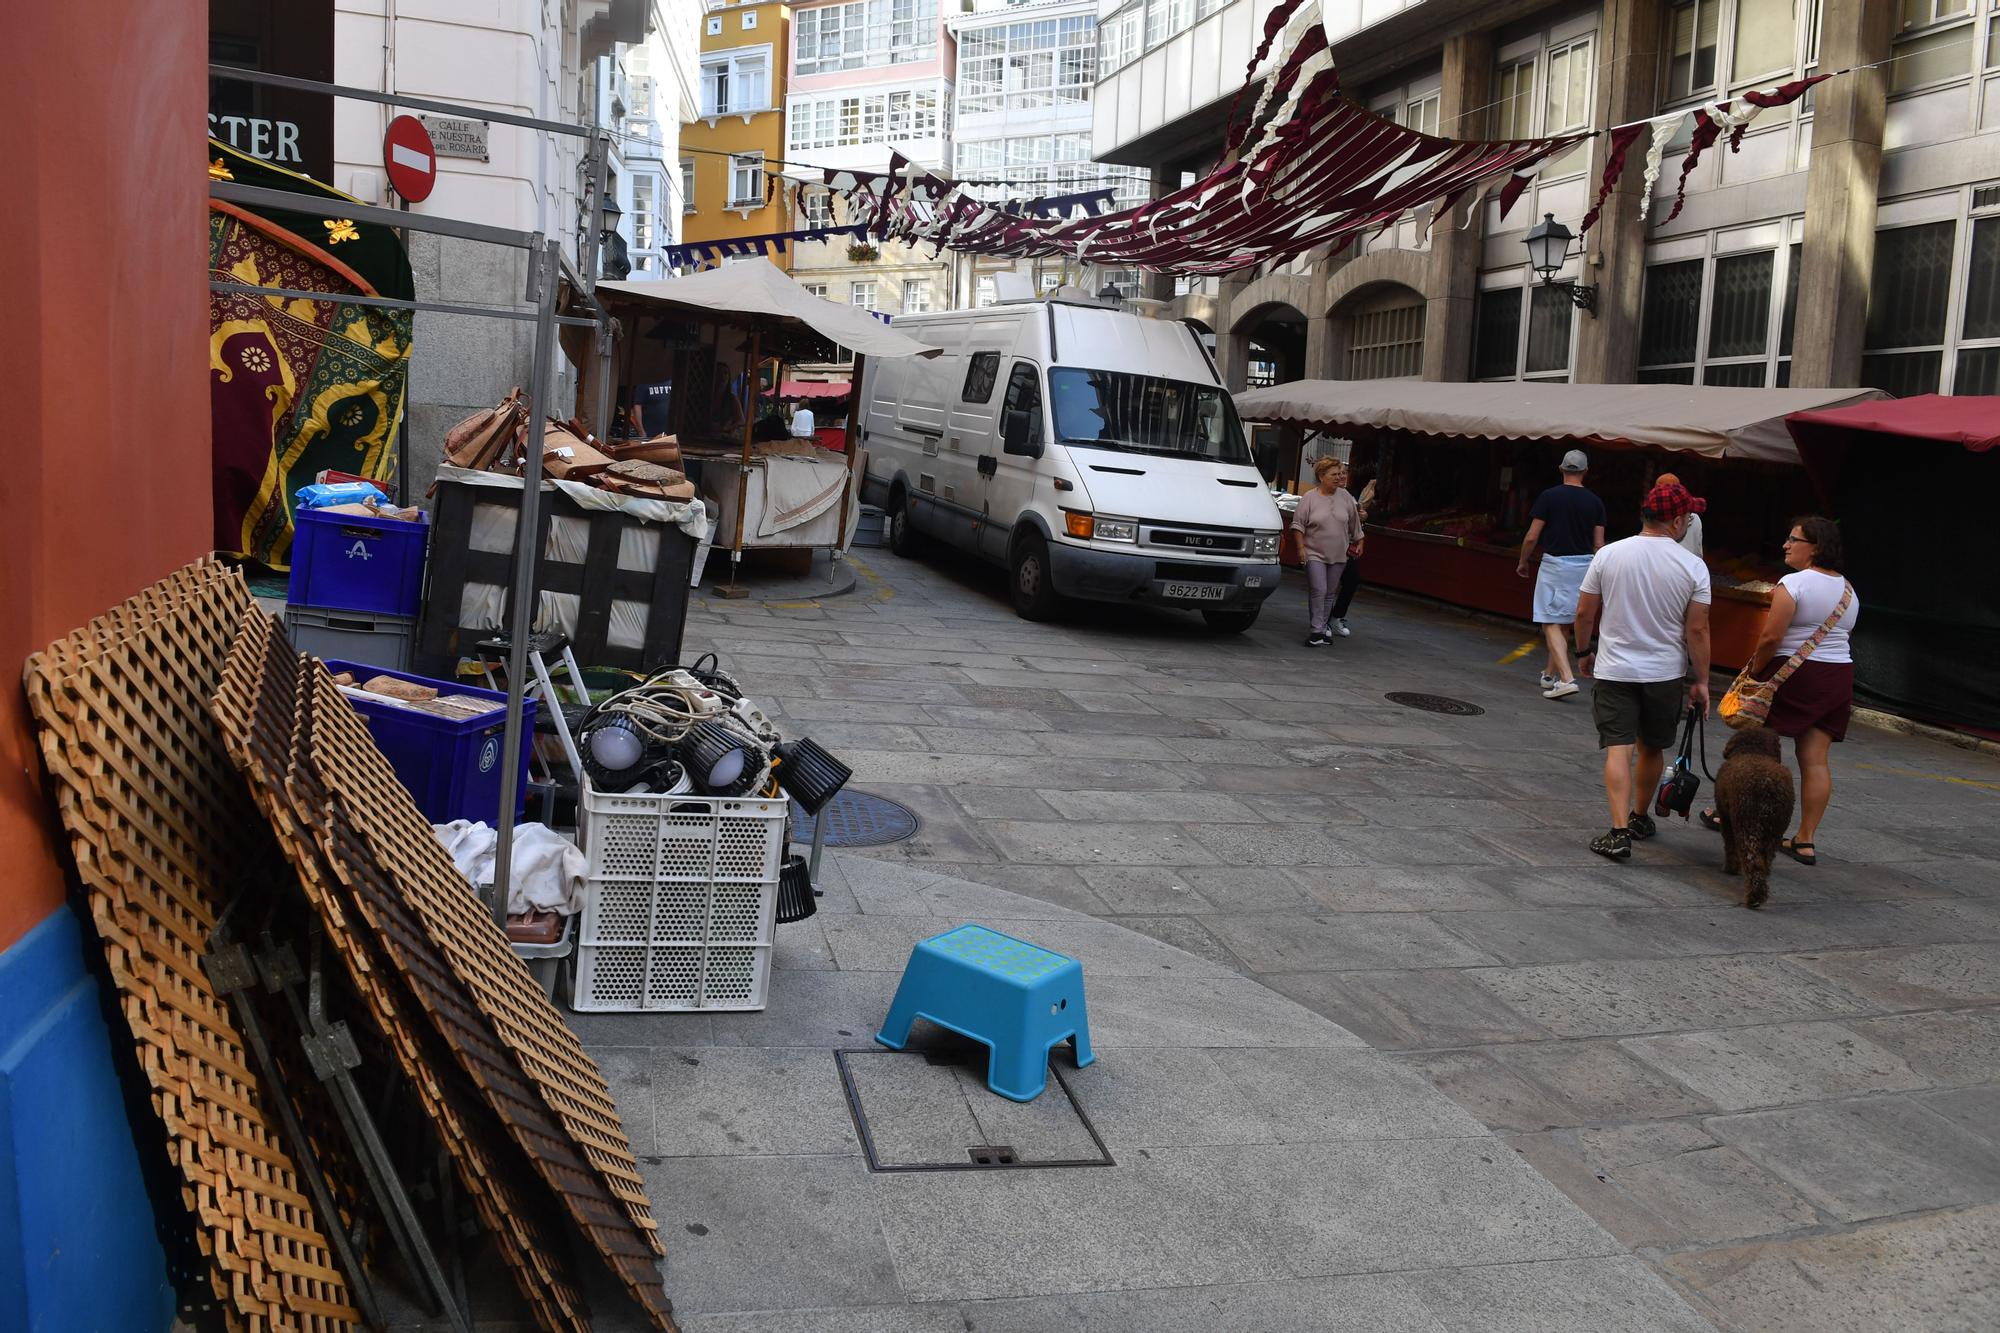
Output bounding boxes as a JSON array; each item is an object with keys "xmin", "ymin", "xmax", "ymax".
[
  {"xmin": 288, "ymin": 662, "xmax": 677, "ymax": 1329},
  {"xmin": 22, "ymin": 560, "xmax": 361, "ymax": 1333},
  {"xmin": 211, "ymin": 608, "xmax": 598, "ymax": 1333}
]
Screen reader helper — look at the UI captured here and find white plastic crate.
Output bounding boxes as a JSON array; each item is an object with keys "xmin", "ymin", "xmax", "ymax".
[{"xmin": 569, "ymin": 779, "xmax": 788, "ymax": 1012}]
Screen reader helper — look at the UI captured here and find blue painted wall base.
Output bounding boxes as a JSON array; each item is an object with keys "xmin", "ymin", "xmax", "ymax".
[{"xmin": 0, "ymin": 907, "xmax": 174, "ymax": 1332}]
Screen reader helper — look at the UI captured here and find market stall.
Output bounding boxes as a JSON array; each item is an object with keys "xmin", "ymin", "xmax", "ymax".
[
  {"xmin": 1234, "ymin": 380, "xmax": 1884, "ymax": 670},
  {"xmin": 576, "ymin": 259, "xmax": 935, "ymax": 589},
  {"xmin": 768, "ymin": 379, "xmax": 855, "ymax": 452},
  {"xmin": 1786, "ymin": 395, "xmax": 2000, "ymax": 736}
]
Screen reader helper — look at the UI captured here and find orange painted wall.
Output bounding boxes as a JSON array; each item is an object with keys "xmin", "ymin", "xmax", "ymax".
[{"xmin": 0, "ymin": 3, "xmax": 213, "ymax": 951}]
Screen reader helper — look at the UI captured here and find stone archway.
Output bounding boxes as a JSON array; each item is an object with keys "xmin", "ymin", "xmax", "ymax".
[{"xmin": 1327, "ymin": 279, "xmax": 1431, "ymax": 381}]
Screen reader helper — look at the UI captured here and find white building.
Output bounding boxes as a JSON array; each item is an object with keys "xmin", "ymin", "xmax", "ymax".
[
  {"xmin": 330, "ymin": 1, "xmax": 693, "ymax": 492},
  {"xmin": 949, "ymin": 0, "xmax": 1149, "ymax": 304},
  {"xmin": 786, "ymin": 0, "xmax": 960, "ymax": 363}
]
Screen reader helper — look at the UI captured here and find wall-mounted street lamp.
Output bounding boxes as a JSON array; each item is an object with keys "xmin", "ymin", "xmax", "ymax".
[{"xmin": 1524, "ymin": 213, "xmax": 1596, "ymax": 317}]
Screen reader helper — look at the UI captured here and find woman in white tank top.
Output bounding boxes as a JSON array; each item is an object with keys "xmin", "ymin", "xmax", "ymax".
[{"xmin": 1701, "ymin": 516, "xmax": 1858, "ymax": 866}]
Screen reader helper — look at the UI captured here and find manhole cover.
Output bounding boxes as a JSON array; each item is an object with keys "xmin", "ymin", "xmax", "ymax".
[
  {"xmin": 834, "ymin": 1047, "xmax": 1112, "ymax": 1172},
  {"xmin": 1384, "ymin": 691, "xmax": 1486, "ymax": 717},
  {"xmin": 790, "ymin": 790, "xmax": 919, "ymax": 847}
]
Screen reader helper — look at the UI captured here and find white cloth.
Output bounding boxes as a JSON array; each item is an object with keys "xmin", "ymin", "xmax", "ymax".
[
  {"xmin": 1677, "ymin": 511, "xmax": 1704, "ymax": 557},
  {"xmin": 1579, "ymin": 533, "xmax": 1713, "ymax": 683},
  {"xmin": 1774, "ymin": 568, "xmax": 1859, "ymax": 665},
  {"xmin": 1637, "ymin": 111, "xmax": 1690, "ymax": 222},
  {"xmin": 432, "ymin": 820, "xmax": 587, "ymax": 916},
  {"xmin": 757, "ymin": 454, "xmax": 849, "ymax": 538},
  {"xmin": 790, "ymin": 407, "xmax": 816, "ymax": 438}
]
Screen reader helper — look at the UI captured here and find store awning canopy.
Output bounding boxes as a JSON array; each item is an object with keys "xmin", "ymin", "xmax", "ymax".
[
  {"xmin": 766, "ymin": 380, "xmax": 853, "ymax": 400},
  {"xmin": 595, "ymin": 258, "xmax": 937, "ymax": 361},
  {"xmin": 1232, "ymin": 380, "xmax": 1887, "ymax": 463},
  {"xmin": 1786, "ymin": 394, "xmax": 2000, "ymax": 453}
]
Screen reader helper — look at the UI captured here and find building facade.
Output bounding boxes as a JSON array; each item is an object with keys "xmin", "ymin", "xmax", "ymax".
[
  {"xmin": 786, "ymin": 0, "xmax": 961, "ymax": 373},
  {"xmin": 1094, "ymin": 0, "xmax": 2000, "ymax": 401},
  {"xmin": 950, "ymin": 0, "xmax": 1151, "ymax": 304},
  {"xmin": 684, "ymin": 1, "xmax": 795, "ymax": 263}
]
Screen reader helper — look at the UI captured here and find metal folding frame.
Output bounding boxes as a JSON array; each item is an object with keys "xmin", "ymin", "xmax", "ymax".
[{"xmin": 207, "ymin": 66, "xmax": 620, "ymax": 921}]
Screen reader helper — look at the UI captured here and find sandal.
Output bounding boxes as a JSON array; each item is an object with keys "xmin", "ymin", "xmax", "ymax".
[
  {"xmin": 1780, "ymin": 838, "xmax": 1817, "ymax": 866},
  {"xmin": 1698, "ymin": 809, "xmax": 1722, "ymax": 832}
]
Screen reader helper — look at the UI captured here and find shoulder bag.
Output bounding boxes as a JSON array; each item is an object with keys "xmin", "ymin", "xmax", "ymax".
[{"xmin": 1720, "ymin": 580, "xmax": 1853, "ymax": 730}]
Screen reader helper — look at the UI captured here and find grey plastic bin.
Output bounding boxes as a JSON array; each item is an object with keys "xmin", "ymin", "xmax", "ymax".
[{"xmin": 283, "ymin": 605, "xmax": 415, "ymax": 672}]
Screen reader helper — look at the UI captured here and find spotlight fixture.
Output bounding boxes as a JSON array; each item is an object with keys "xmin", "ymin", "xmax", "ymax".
[
  {"xmin": 579, "ymin": 713, "xmax": 658, "ymax": 791},
  {"xmin": 679, "ymin": 720, "xmax": 766, "ymax": 796},
  {"xmin": 772, "ymin": 738, "xmax": 852, "ymax": 816},
  {"xmin": 775, "ymin": 853, "xmax": 817, "ymax": 923}
]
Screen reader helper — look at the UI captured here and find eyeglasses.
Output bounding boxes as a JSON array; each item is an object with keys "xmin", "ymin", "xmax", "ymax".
[{"xmin": 1782, "ymin": 535, "xmax": 1809, "ymax": 545}]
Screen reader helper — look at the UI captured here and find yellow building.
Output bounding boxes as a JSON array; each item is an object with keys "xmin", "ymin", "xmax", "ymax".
[{"xmin": 681, "ymin": 0, "xmax": 792, "ymax": 266}]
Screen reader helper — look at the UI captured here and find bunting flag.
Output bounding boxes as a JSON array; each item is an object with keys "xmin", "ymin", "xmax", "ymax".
[
  {"xmin": 810, "ymin": 0, "xmax": 1584, "ymax": 275},
  {"xmin": 1590, "ymin": 74, "xmax": 1828, "ymax": 232}
]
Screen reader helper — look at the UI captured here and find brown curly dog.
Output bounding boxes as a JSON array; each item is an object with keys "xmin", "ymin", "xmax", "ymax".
[{"xmin": 1714, "ymin": 726, "xmax": 1795, "ymax": 909}]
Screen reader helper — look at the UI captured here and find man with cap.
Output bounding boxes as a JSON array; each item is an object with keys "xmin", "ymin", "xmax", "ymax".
[
  {"xmin": 1572, "ymin": 480, "xmax": 1713, "ymax": 862},
  {"xmin": 1517, "ymin": 449, "xmax": 1607, "ymax": 700}
]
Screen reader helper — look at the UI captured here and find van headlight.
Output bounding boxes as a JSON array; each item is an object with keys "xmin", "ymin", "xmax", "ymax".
[
  {"xmin": 1094, "ymin": 517, "xmax": 1138, "ymax": 543},
  {"xmin": 1252, "ymin": 532, "xmax": 1281, "ymax": 557}
]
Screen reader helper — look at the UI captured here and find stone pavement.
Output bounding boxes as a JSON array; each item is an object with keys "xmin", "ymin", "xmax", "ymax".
[
  {"xmin": 561, "ymin": 853, "xmax": 1712, "ymax": 1333},
  {"xmin": 662, "ymin": 543, "xmax": 2000, "ymax": 1332}
]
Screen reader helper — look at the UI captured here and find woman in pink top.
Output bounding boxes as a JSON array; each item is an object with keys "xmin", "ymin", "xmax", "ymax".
[{"xmin": 1294, "ymin": 456, "xmax": 1360, "ymax": 646}]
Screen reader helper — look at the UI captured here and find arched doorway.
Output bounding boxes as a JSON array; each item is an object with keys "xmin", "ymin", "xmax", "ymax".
[
  {"xmin": 1236, "ymin": 301, "xmax": 1308, "ymax": 388},
  {"xmin": 1330, "ymin": 282, "xmax": 1428, "ymax": 380}
]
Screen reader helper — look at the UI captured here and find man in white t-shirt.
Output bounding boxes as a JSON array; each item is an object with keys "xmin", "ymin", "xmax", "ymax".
[{"xmin": 1573, "ymin": 481, "xmax": 1713, "ymax": 862}]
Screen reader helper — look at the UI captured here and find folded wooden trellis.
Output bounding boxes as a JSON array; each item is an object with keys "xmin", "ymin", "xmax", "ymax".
[{"xmin": 25, "ymin": 558, "xmax": 676, "ymax": 1333}]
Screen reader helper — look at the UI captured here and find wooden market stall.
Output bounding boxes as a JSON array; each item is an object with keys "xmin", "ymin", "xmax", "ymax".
[
  {"xmin": 1234, "ymin": 380, "xmax": 1883, "ymax": 670},
  {"xmin": 572, "ymin": 259, "xmax": 935, "ymax": 591}
]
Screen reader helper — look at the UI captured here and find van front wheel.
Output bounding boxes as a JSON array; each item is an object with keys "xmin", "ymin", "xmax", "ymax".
[
  {"xmin": 1202, "ymin": 606, "xmax": 1261, "ymax": 634},
  {"xmin": 1009, "ymin": 533, "xmax": 1061, "ymax": 621}
]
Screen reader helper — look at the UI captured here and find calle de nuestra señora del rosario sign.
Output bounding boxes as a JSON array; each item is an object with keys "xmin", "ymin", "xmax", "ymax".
[{"xmin": 382, "ymin": 114, "xmax": 437, "ymax": 203}]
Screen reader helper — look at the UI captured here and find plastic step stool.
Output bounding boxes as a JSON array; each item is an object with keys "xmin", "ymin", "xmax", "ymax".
[{"xmin": 875, "ymin": 924, "xmax": 1093, "ymax": 1102}]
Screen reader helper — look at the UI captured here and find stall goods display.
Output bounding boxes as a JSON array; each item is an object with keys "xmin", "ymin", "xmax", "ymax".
[
  {"xmin": 442, "ymin": 391, "xmax": 693, "ymax": 500},
  {"xmin": 23, "ymin": 560, "xmax": 362, "ymax": 1332}
]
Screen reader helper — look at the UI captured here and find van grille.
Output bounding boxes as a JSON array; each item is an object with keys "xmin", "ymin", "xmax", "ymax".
[{"xmin": 1147, "ymin": 528, "xmax": 1244, "ymax": 553}]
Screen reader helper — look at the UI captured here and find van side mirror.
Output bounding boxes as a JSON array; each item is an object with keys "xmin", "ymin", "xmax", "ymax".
[{"xmin": 1003, "ymin": 408, "xmax": 1041, "ymax": 458}]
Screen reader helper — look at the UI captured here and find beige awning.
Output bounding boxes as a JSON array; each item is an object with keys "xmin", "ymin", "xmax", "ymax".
[
  {"xmin": 595, "ymin": 258, "xmax": 937, "ymax": 361},
  {"xmin": 1232, "ymin": 380, "xmax": 1887, "ymax": 463}
]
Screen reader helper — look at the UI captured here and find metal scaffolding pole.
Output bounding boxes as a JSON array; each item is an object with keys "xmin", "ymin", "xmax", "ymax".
[{"xmin": 489, "ymin": 236, "xmax": 563, "ymax": 927}]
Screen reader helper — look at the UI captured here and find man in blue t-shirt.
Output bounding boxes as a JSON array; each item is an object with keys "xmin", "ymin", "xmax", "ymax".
[{"xmin": 1516, "ymin": 449, "xmax": 1606, "ymax": 700}]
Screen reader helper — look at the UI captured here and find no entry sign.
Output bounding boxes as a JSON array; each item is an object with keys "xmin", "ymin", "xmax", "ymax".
[{"xmin": 383, "ymin": 114, "xmax": 437, "ymax": 202}]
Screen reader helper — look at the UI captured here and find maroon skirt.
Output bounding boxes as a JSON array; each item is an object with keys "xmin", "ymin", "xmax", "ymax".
[{"xmin": 1753, "ymin": 658, "xmax": 1856, "ymax": 741}]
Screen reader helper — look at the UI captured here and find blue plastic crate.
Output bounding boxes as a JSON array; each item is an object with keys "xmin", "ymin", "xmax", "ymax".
[
  {"xmin": 322, "ymin": 659, "xmax": 536, "ymax": 825},
  {"xmin": 288, "ymin": 507, "xmax": 429, "ymax": 617}
]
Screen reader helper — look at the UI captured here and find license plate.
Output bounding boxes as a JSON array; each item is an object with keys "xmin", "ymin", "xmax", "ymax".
[{"xmin": 1162, "ymin": 581, "xmax": 1227, "ymax": 601}]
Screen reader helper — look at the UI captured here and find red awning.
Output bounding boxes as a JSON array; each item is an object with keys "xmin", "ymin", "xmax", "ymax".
[
  {"xmin": 1786, "ymin": 394, "xmax": 2000, "ymax": 500},
  {"xmin": 1786, "ymin": 394, "xmax": 2000, "ymax": 452},
  {"xmin": 769, "ymin": 380, "xmax": 852, "ymax": 400}
]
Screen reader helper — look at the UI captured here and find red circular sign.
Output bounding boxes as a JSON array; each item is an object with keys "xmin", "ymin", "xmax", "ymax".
[{"xmin": 383, "ymin": 115, "xmax": 437, "ymax": 202}]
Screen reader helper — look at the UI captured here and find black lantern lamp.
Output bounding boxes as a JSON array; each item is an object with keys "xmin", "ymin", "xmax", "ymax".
[
  {"xmin": 1524, "ymin": 213, "xmax": 1596, "ymax": 316},
  {"xmin": 599, "ymin": 196, "xmax": 633, "ymax": 281},
  {"xmin": 679, "ymin": 720, "xmax": 766, "ymax": 796}
]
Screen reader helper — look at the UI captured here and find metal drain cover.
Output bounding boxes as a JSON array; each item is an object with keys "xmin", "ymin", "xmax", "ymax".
[
  {"xmin": 1384, "ymin": 691, "xmax": 1486, "ymax": 717},
  {"xmin": 791, "ymin": 790, "xmax": 919, "ymax": 847}
]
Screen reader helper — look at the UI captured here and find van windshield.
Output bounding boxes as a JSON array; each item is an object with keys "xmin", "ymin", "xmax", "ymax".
[{"xmin": 1047, "ymin": 368, "xmax": 1252, "ymax": 465}]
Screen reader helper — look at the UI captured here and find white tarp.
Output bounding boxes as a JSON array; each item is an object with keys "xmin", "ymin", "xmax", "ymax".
[
  {"xmin": 1231, "ymin": 380, "xmax": 1887, "ymax": 463},
  {"xmin": 596, "ymin": 258, "xmax": 940, "ymax": 362}
]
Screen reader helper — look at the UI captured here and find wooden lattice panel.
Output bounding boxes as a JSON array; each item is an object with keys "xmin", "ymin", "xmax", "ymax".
[
  {"xmin": 288, "ymin": 662, "xmax": 676, "ymax": 1330},
  {"xmin": 22, "ymin": 562, "xmax": 361, "ymax": 1333},
  {"xmin": 210, "ymin": 608, "xmax": 597, "ymax": 1333}
]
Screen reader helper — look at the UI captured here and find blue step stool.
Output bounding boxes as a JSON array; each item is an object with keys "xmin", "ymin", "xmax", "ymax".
[{"xmin": 875, "ymin": 924, "xmax": 1094, "ymax": 1102}]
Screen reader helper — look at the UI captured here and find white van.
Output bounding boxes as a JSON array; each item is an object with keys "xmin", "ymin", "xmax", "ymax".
[{"xmin": 857, "ymin": 298, "xmax": 1284, "ymax": 631}]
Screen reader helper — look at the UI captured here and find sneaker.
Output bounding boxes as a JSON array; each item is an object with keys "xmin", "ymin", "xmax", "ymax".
[
  {"xmin": 1591, "ymin": 828, "xmax": 1633, "ymax": 861},
  {"xmin": 1627, "ymin": 812, "xmax": 1658, "ymax": 840},
  {"xmin": 1543, "ymin": 679, "xmax": 1580, "ymax": 700},
  {"xmin": 1539, "ymin": 672, "xmax": 1559, "ymax": 690},
  {"xmin": 1334, "ymin": 619, "xmax": 1351, "ymax": 637},
  {"xmin": 1305, "ymin": 632, "xmax": 1328, "ymax": 647}
]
